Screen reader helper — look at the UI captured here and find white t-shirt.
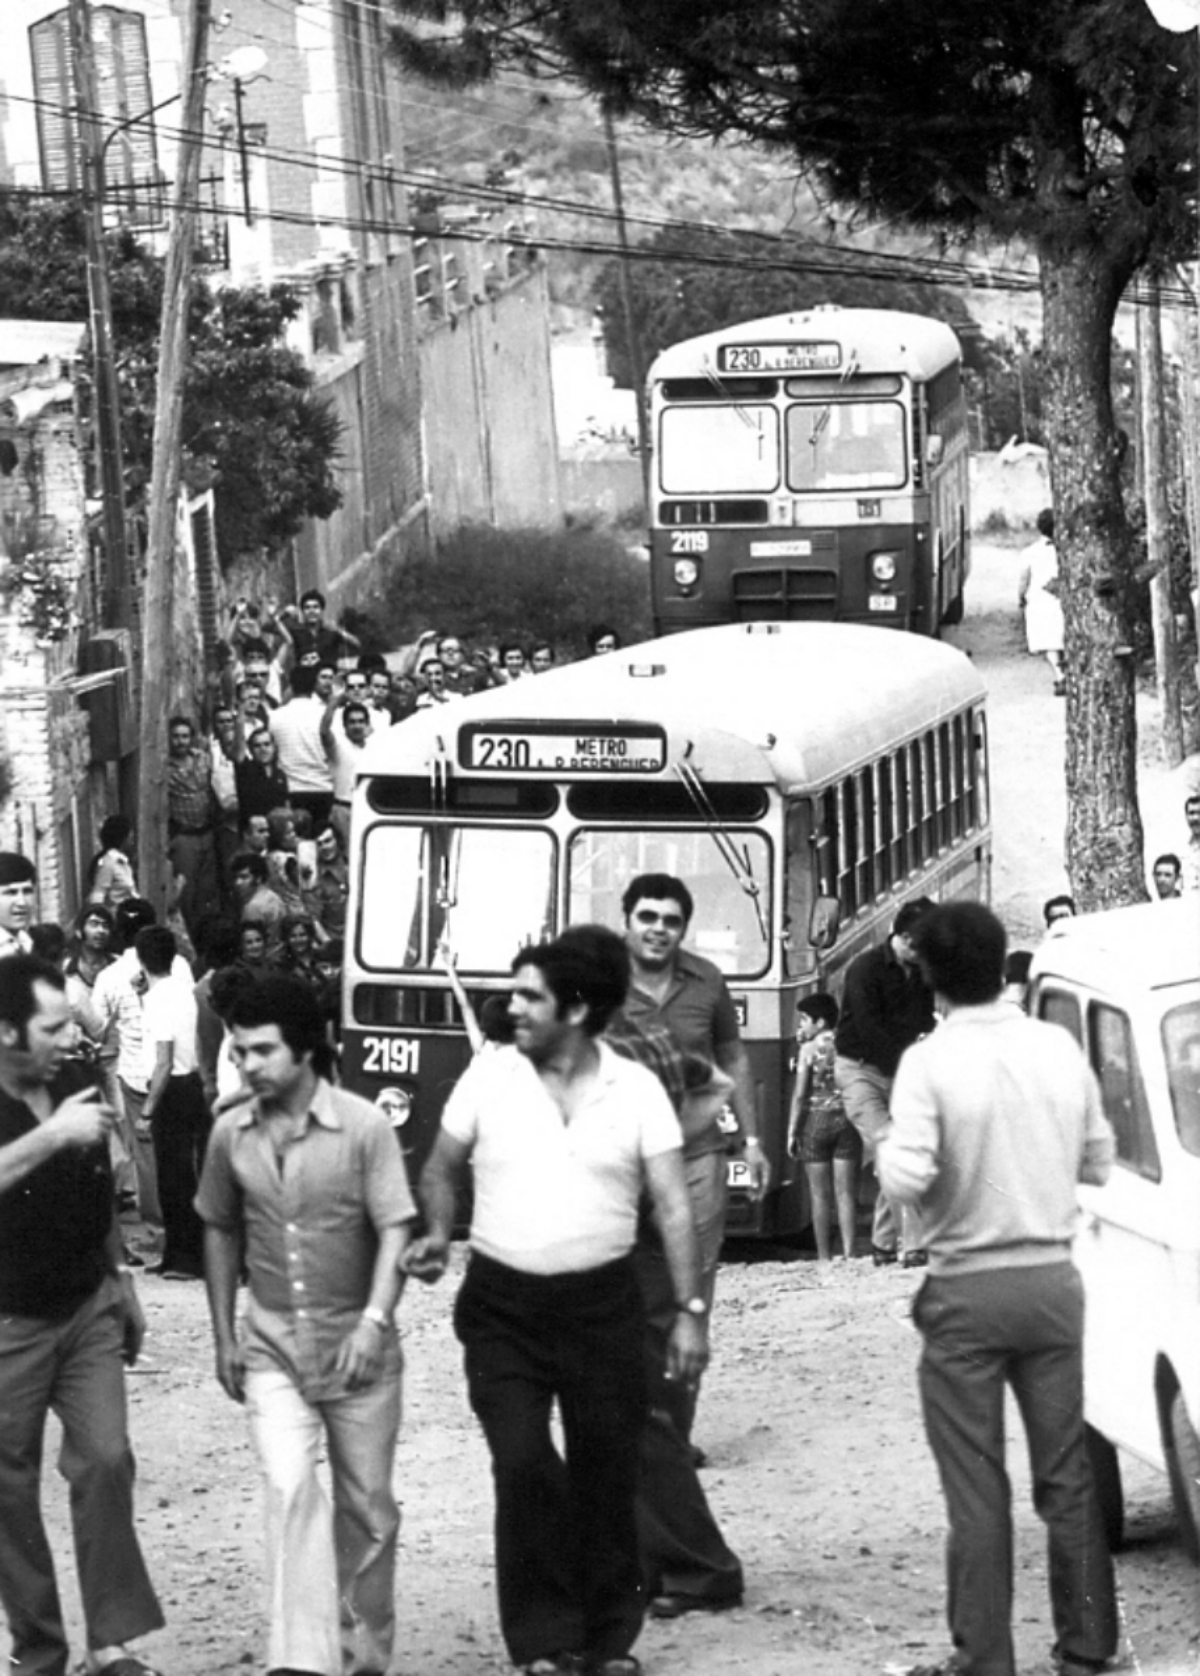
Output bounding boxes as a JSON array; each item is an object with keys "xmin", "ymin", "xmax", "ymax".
[
  {"xmin": 142, "ymin": 975, "xmax": 199, "ymax": 1077},
  {"xmin": 326, "ymin": 729, "xmax": 367, "ymax": 802},
  {"xmin": 440, "ymin": 1041, "xmax": 683, "ymax": 1274}
]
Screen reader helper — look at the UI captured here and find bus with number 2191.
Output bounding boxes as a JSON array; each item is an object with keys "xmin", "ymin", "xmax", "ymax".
[
  {"xmin": 648, "ymin": 306, "xmax": 970, "ymax": 638},
  {"xmin": 341, "ymin": 622, "xmax": 990, "ymax": 1239}
]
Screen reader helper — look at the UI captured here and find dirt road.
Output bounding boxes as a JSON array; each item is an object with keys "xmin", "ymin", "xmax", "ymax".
[{"xmin": 15, "ymin": 542, "xmax": 1200, "ymax": 1676}]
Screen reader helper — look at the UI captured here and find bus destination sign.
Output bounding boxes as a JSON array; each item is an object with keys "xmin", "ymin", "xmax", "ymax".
[
  {"xmin": 717, "ymin": 340, "xmax": 842, "ymax": 375},
  {"xmin": 460, "ymin": 725, "xmax": 667, "ymax": 775}
]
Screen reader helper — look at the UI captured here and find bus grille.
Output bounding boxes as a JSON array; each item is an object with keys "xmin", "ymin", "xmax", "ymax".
[
  {"xmin": 732, "ymin": 568, "xmax": 839, "ymax": 620},
  {"xmin": 658, "ymin": 499, "xmax": 770, "ymax": 525}
]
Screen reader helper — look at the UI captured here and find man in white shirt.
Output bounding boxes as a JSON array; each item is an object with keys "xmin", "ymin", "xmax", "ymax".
[
  {"xmin": 269, "ymin": 664, "xmax": 334, "ymax": 831},
  {"xmin": 319, "ymin": 697, "xmax": 371, "ymax": 850},
  {"xmin": 0, "ymin": 853, "xmax": 36, "ymax": 959},
  {"xmin": 404, "ymin": 927, "xmax": 707, "ymax": 1676},
  {"xmin": 877, "ymin": 902, "xmax": 1117, "ymax": 1676},
  {"xmin": 135, "ymin": 927, "xmax": 208, "ymax": 1281}
]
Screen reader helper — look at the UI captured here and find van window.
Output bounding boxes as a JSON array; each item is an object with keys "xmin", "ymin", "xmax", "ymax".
[
  {"xmin": 1089, "ymin": 1004, "xmax": 1161, "ymax": 1182},
  {"xmin": 1162, "ymin": 1002, "xmax": 1200, "ymax": 1157},
  {"xmin": 1037, "ymin": 987, "xmax": 1082, "ymax": 1044}
]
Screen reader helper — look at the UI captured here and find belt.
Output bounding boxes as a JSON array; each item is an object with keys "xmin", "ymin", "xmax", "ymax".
[{"xmin": 333, "ymin": 798, "xmax": 351, "ymax": 807}]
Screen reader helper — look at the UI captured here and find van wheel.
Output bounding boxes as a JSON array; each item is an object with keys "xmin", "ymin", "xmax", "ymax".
[
  {"xmin": 1084, "ymin": 1423, "xmax": 1124, "ymax": 1552},
  {"xmin": 1164, "ymin": 1389, "xmax": 1200, "ymax": 1563}
]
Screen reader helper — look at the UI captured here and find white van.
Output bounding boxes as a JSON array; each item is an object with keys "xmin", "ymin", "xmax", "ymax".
[{"xmin": 1028, "ymin": 900, "xmax": 1200, "ymax": 1560}]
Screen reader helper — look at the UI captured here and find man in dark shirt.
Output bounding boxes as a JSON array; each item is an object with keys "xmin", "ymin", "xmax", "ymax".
[
  {"xmin": 834, "ymin": 896, "xmax": 935, "ymax": 1265},
  {"xmin": 282, "ymin": 589, "xmax": 361, "ymax": 671},
  {"xmin": 0, "ymin": 956, "xmax": 163, "ymax": 1676}
]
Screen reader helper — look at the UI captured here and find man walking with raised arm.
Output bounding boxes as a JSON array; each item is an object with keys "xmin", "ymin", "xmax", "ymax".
[
  {"xmin": 196, "ymin": 975, "xmax": 416, "ymax": 1676},
  {"xmin": 405, "ymin": 927, "xmax": 707, "ymax": 1676}
]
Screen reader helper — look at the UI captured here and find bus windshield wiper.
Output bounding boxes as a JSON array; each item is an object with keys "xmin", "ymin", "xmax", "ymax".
[
  {"xmin": 700, "ymin": 354, "xmax": 758, "ymax": 432},
  {"xmin": 674, "ymin": 753, "xmax": 769, "ymax": 945},
  {"xmin": 808, "ymin": 349, "xmax": 860, "ymax": 453}
]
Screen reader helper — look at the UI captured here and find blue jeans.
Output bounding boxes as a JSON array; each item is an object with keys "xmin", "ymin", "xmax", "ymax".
[{"xmin": 914, "ymin": 1264, "xmax": 1117, "ymax": 1676}]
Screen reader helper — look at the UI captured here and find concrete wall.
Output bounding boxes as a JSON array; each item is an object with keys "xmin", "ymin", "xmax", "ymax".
[{"xmin": 420, "ymin": 264, "xmax": 562, "ymax": 536}]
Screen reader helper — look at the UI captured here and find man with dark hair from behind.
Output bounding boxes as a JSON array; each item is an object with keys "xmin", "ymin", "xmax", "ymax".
[
  {"xmin": 405, "ymin": 927, "xmax": 707, "ymax": 1676},
  {"xmin": 1043, "ymin": 893, "xmax": 1076, "ymax": 928},
  {"xmin": 878, "ymin": 902, "xmax": 1118, "ymax": 1676},
  {"xmin": 196, "ymin": 975, "xmax": 415, "ymax": 1676},
  {"xmin": 0, "ymin": 954, "xmax": 164, "ymax": 1676}
]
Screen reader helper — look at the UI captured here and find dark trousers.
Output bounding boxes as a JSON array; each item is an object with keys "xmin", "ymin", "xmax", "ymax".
[
  {"xmin": 633, "ymin": 1240, "xmax": 743, "ymax": 1603},
  {"xmin": 150, "ymin": 1072, "xmax": 210, "ymax": 1275},
  {"xmin": 454, "ymin": 1253, "xmax": 648, "ymax": 1666},
  {"xmin": 0, "ymin": 1278, "xmax": 164, "ymax": 1676},
  {"xmin": 914, "ymin": 1264, "xmax": 1118, "ymax": 1676}
]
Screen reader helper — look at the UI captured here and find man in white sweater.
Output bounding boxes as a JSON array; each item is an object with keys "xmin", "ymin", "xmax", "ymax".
[{"xmin": 878, "ymin": 901, "xmax": 1117, "ymax": 1676}]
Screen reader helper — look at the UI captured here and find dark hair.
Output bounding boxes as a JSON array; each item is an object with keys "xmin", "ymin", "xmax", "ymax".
[
  {"xmin": 299, "ymin": 588, "xmax": 326, "ymax": 610},
  {"xmin": 210, "ymin": 963, "xmax": 259, "ymax": 1023},
  {"xmin": 1004, "ymin": 950, "xmax": 1033, "ymax": 985},
  {"xmin": 1043, "ymin": 893, "xmax": 1076, "ymax": 925},
  {"xmin": 0, "ymin": 954, "xmax": 66, "ymax": 1043},
  {"xmin": 893, "ymin": 896, "xmax": 935, "ymax": 937},
  {"xmin": 587, "ymin": 623, "xmax": 621, "ymax": 652},
  {"xmin": 0, "ymin": 852, "xmax": 37, "ymax": 886},
  {"xmin": 280, "ymin": 913, "xmax": 314, "ymax": 942},
  {"xmin": 28, "ymin": 923, "xmax": 67, "ymax": 966},
  {"xmin": 531, "ymin": 641, "xmax": 554, "ymax": 662},
  {"xmin": 248, "ymin": 727, "xmax": 274, "ymax": 752},
  {"xmin": 134, "ymin": 924, "xmax": 177, "ymax": 977},
  {"xmin": 621, "ymin": 873, "xmax": 694, "ymax": 924},
  {"xmin": 241, "ymin": 638, "xmax": 271, "ymax": 662},
  {"xmin": 99, "ymin": 814, "xmax": 133, "ymax": 851},
  {"xmin": 267, "ymin": 808, "xmax": 295, "ymax": 848},
  {"xmin": 193, "ymin": 912, "xmax": 242, "ymax": 969},
  {"xmin": 912, "ymin": 902, "xmax": 1006, "ymax": 1005},
  {"xmin": 232, "ymin": 851, "xmax": 269, "ymax": 883},
  {"xmin": 1186, "ymin": 794, "xmax": 1200, "ymax": 812},
  {"xmin": 796, "ymin": 991, "xmax": 839, "ymax": 1030},
  {"xmin": 315, "ymin": 936, "xmax": 343, "ymax": 966},
  {"xmin": 1153, "ymin": 852, "xmax": 1182, "ymax": 873},
  {"xmin": 168, "ymin": 715, "xmax": 194, "ymax": 736},
  {"xmin": 239, "ymin": 919, "xmax": 267, "ymax": 948},
  {"xmin": 228, "ymin": 974, "xmax": 333, "ymax": 1077},
  {"xmin": 342, "ymin": 701, "xmax": 370, "ymax": 726},
  {"xmin": 289, "ymin": 665, "xmax": 317, "ymax": 699},
  {"xmin": 356, "ymin": 652, "xmax": 387, "ymax": 676},
  {"xmin": 75, "ymin": 902, "xmax": 115, "ymax": 938},
  {"xmin": 479, "ymin": 993, "xmax": 515, "ymax": 1043},
  {"xmin": 114, "ymin": 897, "xmax": 157, "ymax": 950},
  {"xmin": 517, "ymin": 924, "xmax": 630, "ymax": 1035},
  {"xmin": 499, "ymin": 641, "xmax": 527, "ymax": 663},
  {"xmin": 1036, "ymin": 507, "xmax": 1055, "ymax": 538}
]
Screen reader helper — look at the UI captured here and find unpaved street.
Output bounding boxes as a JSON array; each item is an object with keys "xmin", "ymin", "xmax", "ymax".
[{"xmin": 12, "ymin": 542, "xmax": 1199, "ymax": 1676}]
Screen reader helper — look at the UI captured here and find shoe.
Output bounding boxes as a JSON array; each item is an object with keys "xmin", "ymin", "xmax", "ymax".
[
  {"xmin": 689, "ymin": 1443, "xmax": 708, "ymax": 1469},
  {"xmin": 902, "ymin": 1249, "xmax": 929, "ymax": 1269},
  {"xmin": 871, "ymin": 1244, "xmax": 898, "ymax": 1267},
  {"xmin": 587, "ymin": 1660, "xmax": 641, "ymax": 1676},
  {"xmin": 150, "ymin": 1263, "xmax": 202, "ymax": 1280},
  {"xmin": 648, "ymin": 1592, "xmax": 743, "ymax": 1619},
  {"xmin": 1052, "ymin": 1653, "xmax": 1110, "ymax": 1676},
  {"xmin": 87, "ymin": 1658, "xmax": 164, "ymax": 1676},
  {"xmin": 522, "ymin": 1658, "xmax": 585, "ymax": 1676}
]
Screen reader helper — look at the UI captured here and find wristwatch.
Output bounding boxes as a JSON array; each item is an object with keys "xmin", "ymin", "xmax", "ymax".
[
  {"xmin": 677, "ymin": 1297, "xmax": 709, "ymax": 1318},
  {"xmin": 361, "ymin": 1305, "xmax": 391, "ymax": 1330}
]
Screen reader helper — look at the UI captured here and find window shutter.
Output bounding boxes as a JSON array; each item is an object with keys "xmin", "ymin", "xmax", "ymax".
[{"xmin": 29, "ymin": 10, "xmax": 78, "ymax": 192}]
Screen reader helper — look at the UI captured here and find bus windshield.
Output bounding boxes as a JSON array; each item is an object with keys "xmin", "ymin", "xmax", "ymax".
[
  {"xmin": 659, "ymin": 404, "xmax": 779, "ymax": 494},
  {"xmin": 786, "ymin": 400, "xmax": 907, "ymax": 491},
  {"xmin": 567, "ymin": 827, "xmax": 772, "ymax": 978},
  {"xmin": 359, "ymin": 823, "xmax": 555, "ymax": 972}
]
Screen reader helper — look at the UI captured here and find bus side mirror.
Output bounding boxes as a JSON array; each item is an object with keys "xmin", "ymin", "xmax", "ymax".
[
  {"xmin": 925, "ymin": 434, "xmax": 944, "ymax": 467},
  {"xmin": 808, "ymin": 895, "xmax": 840, "ymax": 951}
]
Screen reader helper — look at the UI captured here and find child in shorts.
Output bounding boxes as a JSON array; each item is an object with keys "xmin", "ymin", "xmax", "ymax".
[{"xmin": 787, "ymin": 992, "xmax": 862, "ymax": 1262}]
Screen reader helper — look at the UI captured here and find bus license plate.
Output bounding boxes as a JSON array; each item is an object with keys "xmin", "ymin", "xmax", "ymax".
[
  {"xmin": 727, "ymin": 1160, "xmax": 754, "ymax": 1188},
  {"xmin": 869, "ymin": 593, "xmax": 898, "ymax": 613}
]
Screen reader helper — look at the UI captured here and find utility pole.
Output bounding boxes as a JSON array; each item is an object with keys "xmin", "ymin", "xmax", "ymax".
[
  {"xmin": 137, "ymin": 0, "xmax": 212, "ymax": 917},
  {"xmin": 67, "ymin": 0, "xmax": 133, "ymax": 637},
  {"xmin": 1135, "ymin": 276, "xmax": 1184, "ymax": 766},
  {"xmin": 603, "ymin": 105, "xmax": 650, "ymax": 508}
]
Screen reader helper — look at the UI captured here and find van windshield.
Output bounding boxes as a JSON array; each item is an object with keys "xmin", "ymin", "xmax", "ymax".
[{"xmin": 1163, "ymin": 1000, "xmax": 1200, "ymax": 1156}]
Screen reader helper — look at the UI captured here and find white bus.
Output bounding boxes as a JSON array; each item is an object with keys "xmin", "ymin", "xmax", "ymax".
[
  {"xmin": 649, "ymin": 307, "xmax": 970, "ymax": 637},
  {"xmin": 341, "ymin": 623, "xmax": 990, "ymax": 1237}
]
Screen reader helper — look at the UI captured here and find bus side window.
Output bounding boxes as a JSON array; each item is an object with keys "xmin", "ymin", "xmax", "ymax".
[
  {"xmin": 924, "ymin": 733, "xmax": 941, "ymax": 854},
  {"xmin": 892, "ymin": 748, "xmax": 909, "ymax": 881},
  {"xmin": 876, "ymin": 757, "xmax": 893, "ymax": 895},
  {"xmin": 783, "ymin": 800, "xmax": 818, "ymax": 974},
  {"xmin": 839, "ymin": 777, "xmax": 860, "ymax": 919},
  {"xmin": 857, "ymin": 767, "xmax": 875, "ymax": 905}
]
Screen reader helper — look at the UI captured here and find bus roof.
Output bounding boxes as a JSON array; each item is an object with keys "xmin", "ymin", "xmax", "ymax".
[
  {"xmin": 650, "ymin": 307, "xmax": 962, "ymax": 384},
  {"xmin": 362, "ymin": 623, "xmax": 986, "ymax": 794}
]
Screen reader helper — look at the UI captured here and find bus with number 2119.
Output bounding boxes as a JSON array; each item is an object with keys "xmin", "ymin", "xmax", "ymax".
[
  {"xmin": 648, "ymin": 306, "xmax": 970, "ymax": 638},
  {"xmin": 341, "ymin": 622, "xmax": 990, "ymax": 1239}
]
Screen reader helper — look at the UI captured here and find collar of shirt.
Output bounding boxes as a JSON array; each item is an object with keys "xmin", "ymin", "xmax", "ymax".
[
  {"xmin": 628, "ymin": 946, "xmax": 709, "ymax": 1008},
  {"xmin": 235, "ymin": 1077, "xmax": 343, "ymax": 1136}
]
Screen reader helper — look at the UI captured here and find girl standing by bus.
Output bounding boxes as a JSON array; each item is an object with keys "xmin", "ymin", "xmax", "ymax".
[{"xmin": 787, "ymin": 993, "xmax": 862, "ymax": 1264}]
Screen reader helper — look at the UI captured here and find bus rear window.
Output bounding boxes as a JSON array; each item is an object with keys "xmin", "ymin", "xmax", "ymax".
[
  {"xmin": 368, "ymin": 777, "xmax": 559, "ymax": 818},
  {"xmin": 659, "ymin": 405, "xmax": 779, "ymax": 495},
  {"xmin": 785, "ymin": 401, "xmax": 906, "ymax": 491},
  {"xmin": 567, "ymin": 783, "xmax": 768, "ymax": 822}
]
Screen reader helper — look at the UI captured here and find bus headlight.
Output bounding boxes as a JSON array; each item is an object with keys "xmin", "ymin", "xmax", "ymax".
[
  {"xmin": 673, "ymin": 558, "xmax": 700, "ymax": 590},
  {"xmin": 871, "ymin": 552, "xmax": 899, "ymax": 583},
  {"xmin": 376, "ymin": 1087, "xmax": 412, "ymax": 1129}
]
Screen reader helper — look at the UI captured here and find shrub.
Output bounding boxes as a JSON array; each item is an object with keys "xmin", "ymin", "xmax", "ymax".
[{"xmin": 375, "ymin": 523, "xmax": 653, "ymax": 659}]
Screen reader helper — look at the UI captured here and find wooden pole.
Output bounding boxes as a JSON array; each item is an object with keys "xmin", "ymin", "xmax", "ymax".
[
  {"xmin": 137, "ymin": 0, "xmax": 212, "ymax": 918},
  {"xmin": 67, "ymin": 0, "xmax": 132, "ymax": 636},
  {"xmin": 603, "ymin": 106, "xmax": 650, "ymax": 510},
  {"xmin": 1136, "ymin": 277, "xmax": 1185, "ymax": 766}
]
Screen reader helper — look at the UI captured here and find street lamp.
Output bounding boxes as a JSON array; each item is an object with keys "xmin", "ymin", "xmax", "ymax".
[{"xmin": 214, "ymin": 45, "xmax": 269, "ymax": 226}]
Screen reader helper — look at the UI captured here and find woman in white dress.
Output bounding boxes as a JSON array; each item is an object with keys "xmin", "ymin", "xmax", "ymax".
[{"xmin": 1018, "ymin": 507, "xmax": 1065, "ymax": 694}]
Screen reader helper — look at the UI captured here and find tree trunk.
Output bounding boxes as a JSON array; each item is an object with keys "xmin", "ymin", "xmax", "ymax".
[
  {"xmin": 1136, "ymin": 284, "xmax": 1185, "ymax": 768},
  {"xmin": 1039, "ymin": 249, "xmax": 1148, "ymax": 909}
]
